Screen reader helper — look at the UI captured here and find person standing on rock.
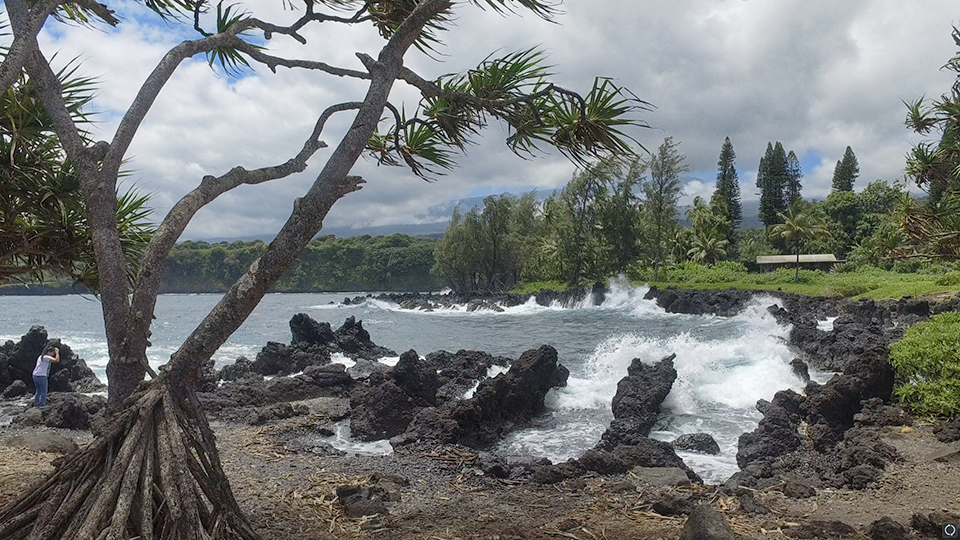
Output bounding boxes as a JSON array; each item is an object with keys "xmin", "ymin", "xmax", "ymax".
[{"xmin": 32, "ymin": 345, "xmax": 59, "ymax": 407}]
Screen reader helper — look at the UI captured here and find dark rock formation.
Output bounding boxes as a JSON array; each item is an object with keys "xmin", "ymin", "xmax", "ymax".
[
  {"xmin": 232, "ymin": 314, "xmax": 395, "ymax": 380},
  {"xmin": 597, "ymin": 354, "xmax": 677, "ymax": 450},
  {"xmin": 1, "ymin": 380, "xmax": 27, "ymax": 399},
  {"xmin": 934, "ymin": 419, "xmax": 960, "ymax": 443},
  {"xmin": 679, "ymin": 505, "xmax": 736, "ymax": 540},
  {"xmin": 370, "ymin": 287, "xmax": 599, "ymax": 312},
  {"xmin": 866, "ymin": 517, "xmax": 913, "ymax": 540},
  {"xmin": 199, "ymin": 363, "xmax": 352, "ymax": 420},
  {"xmin": 425, "ymin": 349, "xmax": 511, "ymax": 403},
  {"xmin": 672, "ymin": 433, "xmax": 720, "ymax": 455},
  {"xmin": 13, "ymin": 393, "xmax": 105, "ymax": 429},
  {"xmin": 854, "ymin": 397, "xmax": 913, "ymax": 427},
  {"xmin": 350, "ymin": 350, "xmax": 441, "ymax": 441},
  {"xmin": 644, "ymin": 287, "xmax": 754, "ymax": 316},
  {"xmin": 391, "ymin": 350, "xmax": 440, "ymax": 405},
  {"xmin": 0, "ymin": 327, "xmax": 103, "ymax": 395},
  {"xmin": 290, "ymin": 313, "xmax": 335, "ymax": 345},
  {"xmin": 219, "ymin": 356, "xmax": 255, "ymax": 382},
  {"xmin": 334, "ymin": 316, "xmax": 396, "ymax": 360},
  {"xmin": 790, "ymin": 358, "xmax": 810, "ymax": 383},
  {"xmin": 265, "ymin": 364, "xmax": 353, "ymax": 402},
  {"xmin": 392, "ymin": 345, "xmax": 569, "ymax": 448},
  {"xmin": 912, "ymin": 512, "xmax": 960, "ymax": 538},
  {"xmin": 736, "ymin": 390, "xmax": 804, "ymax": 469}
]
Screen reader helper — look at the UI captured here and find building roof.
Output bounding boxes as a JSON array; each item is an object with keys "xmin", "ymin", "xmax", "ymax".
[{"xmin": 756, "ymin": 254, "xmax": 842, "ymax": 264}]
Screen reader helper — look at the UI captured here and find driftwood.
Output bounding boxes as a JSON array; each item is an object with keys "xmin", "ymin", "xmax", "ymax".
[{"xmin": 0, "ymin": 376, "xmax": 259, "ymax": 540}]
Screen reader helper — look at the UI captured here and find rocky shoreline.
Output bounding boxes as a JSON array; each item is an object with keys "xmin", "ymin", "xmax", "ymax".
[{"xmin": 3, "ymin": 287, "xmax": 960, "ymax": 538}]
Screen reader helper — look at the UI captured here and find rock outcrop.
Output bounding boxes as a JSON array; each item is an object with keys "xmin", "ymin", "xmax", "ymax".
[
  {"xmin": 391, "ymin": 345, "xmax": 569, "ymax": 448},
  {"xmin": 673, "ymin": 433, "xmax": 721, "ymax": 455},
  {"xmin": 13, "ymin": 393, "xmax": 105, "ymax": 429},
  {"xmin": 233, "ymin": 314, "xmax": 397, "ymax": 380},
  {"xmin": 350, "ymin": 350, "xmax": 439, "ymax": 441},
  {"xmin": 0, "ymin": 326, "xmax": 104, "ymax": 396},
  {"xmin": 425, "ymin": 349, "xmax": 511, "ymax": 403},
  {"xmin": 597, "ymin": 354, "xmax": 677, "ymax": 450}
]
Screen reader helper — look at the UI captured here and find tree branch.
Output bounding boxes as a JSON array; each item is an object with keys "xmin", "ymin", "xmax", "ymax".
[
  {"xmin": 246, "ymin": 2, "xmax": 373, "ymax": 44},
  {"xmin": 123, "ymin": 103, "xmax": 361, "ymax": 367},
  {"xmin": 0, "ymin": 0, "xmax": 59, "ymax": 95},
  {"xmin": 235, "ymin": 41, "xmax": 370, "ymax": 79},
  {"xmin": 102, "ymin": 31, "xmax": 246, "ymax": 178},
  {"xmin": 164, "ymin": 0, "xmax": 454, "ymax": 380},
  {"xmin": 24, "ymin": 48, "xmax": 133, "ymax": 381}
]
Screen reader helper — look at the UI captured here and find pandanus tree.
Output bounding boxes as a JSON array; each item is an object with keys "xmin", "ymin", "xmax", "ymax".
[
  {"xmin": 0, "ymin": 53, "xmax": 153, "ymax": 287},
  {"xmin": 0, "ymin": 0, "xmax": 647, "ymax": 538},
  {"xmin": 768, "ymin": 199, "xmax": 830, "ymax": 282}
]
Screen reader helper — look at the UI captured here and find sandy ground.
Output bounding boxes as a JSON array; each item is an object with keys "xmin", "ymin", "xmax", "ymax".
[{"xmin": 1, "ymin": 413, "xmax": 959, "ymax": 539}]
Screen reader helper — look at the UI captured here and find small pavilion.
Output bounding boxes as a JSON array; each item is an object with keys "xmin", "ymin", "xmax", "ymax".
[{"xmin": 756, "ymin": 254, "xmax": 843, "ymax": 272}]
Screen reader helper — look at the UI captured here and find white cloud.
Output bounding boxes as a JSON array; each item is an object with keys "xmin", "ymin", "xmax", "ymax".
[{"xmin": 24, "ymin": 1, "xmax": 960, "ymax": 239}]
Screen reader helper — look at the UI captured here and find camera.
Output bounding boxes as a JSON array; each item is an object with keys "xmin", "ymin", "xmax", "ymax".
[{"xmin": 944, "ymin": 522, "xmax": 959, "ymax": 538}]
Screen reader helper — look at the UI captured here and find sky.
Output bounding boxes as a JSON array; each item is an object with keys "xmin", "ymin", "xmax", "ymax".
[{"xmin": 17, "ymin": 1, "xmax": 960, "ymax": 240}]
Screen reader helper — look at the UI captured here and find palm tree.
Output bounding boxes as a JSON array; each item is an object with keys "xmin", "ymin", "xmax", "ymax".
[
  {"xmin": 768, "ymin": 199, "xmax": 830, "ymax": 281},
  {"xmin": 688, "ymin": 228, "xmax": 729, "ymax": 264}
]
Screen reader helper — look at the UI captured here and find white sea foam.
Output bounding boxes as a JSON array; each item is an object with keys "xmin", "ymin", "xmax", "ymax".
[
  {"xmin": 378, "ymin": 356, "xmax": 400, "ymax": 367},
  {"xmin": 817, "ymin": 317, "xmax": 838, "ymax": 331},
  {"xmin": 500, "ymin": 294, "xmax": 806, "ymax": 482},
  {"xmin": 324, "ymin": 420, "xmax": 393, "ymax": 456},
  {"xmin": 462, "ymin": 364, "xmax": 510, "ymax": 399},
  {"xmin": 305, "ymin": 303, "xmax": 349, "ymax": 310},
  {"xmin": 330, "ymin": 352, "xmax": 356, "ymax": 369}
]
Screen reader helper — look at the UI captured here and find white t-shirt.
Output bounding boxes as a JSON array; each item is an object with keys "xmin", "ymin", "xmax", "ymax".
[{"xmin": 32, "ymin": 354, "xmax": 55, "ymax": 377}]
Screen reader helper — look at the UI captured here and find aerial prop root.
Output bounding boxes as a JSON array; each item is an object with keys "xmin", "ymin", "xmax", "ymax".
[{"xmin": 0, "ymin": 378, "xmax": 261, "ymax": 540}]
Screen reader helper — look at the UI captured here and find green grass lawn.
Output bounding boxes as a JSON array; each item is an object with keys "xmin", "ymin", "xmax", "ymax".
[
  {"xmin": 515, "ymin": 263, "xmax": 960, "ymax": 300},
  {"xmin": 646, "ymin": 264, "xmax": 960, "ymax": 300}
]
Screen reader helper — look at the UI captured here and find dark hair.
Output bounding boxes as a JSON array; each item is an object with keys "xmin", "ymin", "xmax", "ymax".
[{"xmin": 44, "ymin": 345, "xmax": 57, "ymax": 354}]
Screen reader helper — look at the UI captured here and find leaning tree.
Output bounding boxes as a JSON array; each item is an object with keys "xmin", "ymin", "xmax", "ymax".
[{"xmin": 0, "ymin": 0, "xmax": 647, "ymax": 538}]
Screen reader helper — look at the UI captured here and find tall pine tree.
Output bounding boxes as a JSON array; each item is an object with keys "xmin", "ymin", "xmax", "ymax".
[
  {"xmin": 831, "ymin": 146, "xmax": 859, "ymax": 192},
  {"xmin": 785, "ymin": 150, "xmax": 803, "ymax": 204},
  {"xmin": 757, "ymin": 141, "xmax": 788, "ymax": 227},
  {"xmin": 713, "ymin": 136, "xmax": 743, "ymax": 230}
]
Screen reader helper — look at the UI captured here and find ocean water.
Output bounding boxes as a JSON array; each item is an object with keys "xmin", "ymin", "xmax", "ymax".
[{"xmin": 0, "ymin": 280, "xmax": 826, "ymax": 483}]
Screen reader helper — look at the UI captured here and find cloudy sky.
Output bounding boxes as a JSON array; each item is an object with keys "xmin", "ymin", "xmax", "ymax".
[{"xmin": 19, "ymin": 1, "xmax": 960, "ymax": 240}]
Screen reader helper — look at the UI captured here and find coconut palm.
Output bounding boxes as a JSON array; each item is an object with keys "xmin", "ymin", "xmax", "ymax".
[
  {"xmin": 688, "ymin": 228, "xmax": 729, "ymax": 264},
  {"xmin": 768, "ymin": 199, "xmax": 831, "ymax": 281}
]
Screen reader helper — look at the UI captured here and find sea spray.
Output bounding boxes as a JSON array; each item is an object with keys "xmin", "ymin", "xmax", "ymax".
[{"xmin": 498, "ymin": 294, "xmax": 810, "ymax": 483}]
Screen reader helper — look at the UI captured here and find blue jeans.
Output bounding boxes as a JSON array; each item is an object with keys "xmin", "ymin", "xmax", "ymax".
[{"xmin": 33, "ymin": 375, "xmax": 48, "ymax": 407}]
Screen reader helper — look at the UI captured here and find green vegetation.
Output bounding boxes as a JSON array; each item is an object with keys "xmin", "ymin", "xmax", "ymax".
[
  {"xmin": 712, "ymin": 136, "xmax": 742, "ymax": 240},
  {"xmin": 638, "ymin": 262, "xmax": 960, "ymax": 299},
  {"xmin": 768, "ymin": 199, "xmax": 831, "ymax": 281},
  {"xmin": 162, "ymin": 234, "xmax": 441, "ymax": 293},
  {"xmin": 0, "ymin": 54, "xmax": 154, "ymax": 289},
  {"xmin": 890, "ymin": 313, "xmax": 960, "ymax": 417},
  {"xmin": 831, "ymin": 146, "xmax": 859, "ymax": 193}
]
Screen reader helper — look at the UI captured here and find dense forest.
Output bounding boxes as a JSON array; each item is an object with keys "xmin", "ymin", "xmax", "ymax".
[{"xmin": 159, "ymin": 234, "xmax": 441, "ymax": 293}]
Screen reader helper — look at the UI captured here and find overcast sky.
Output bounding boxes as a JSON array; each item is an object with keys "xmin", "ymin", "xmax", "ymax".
[{"xmin": 18, "ymin": 1, "xmax": 960, "ymax": 240}]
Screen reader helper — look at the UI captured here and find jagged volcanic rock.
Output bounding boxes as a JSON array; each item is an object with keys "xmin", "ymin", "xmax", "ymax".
[
  {"xmin": 391, "ymin": 345, "xmax": 569, "ymax": 448},
  {"xmin": 597, "ymin": 354, "xmax": 677, "ymax": 450}
]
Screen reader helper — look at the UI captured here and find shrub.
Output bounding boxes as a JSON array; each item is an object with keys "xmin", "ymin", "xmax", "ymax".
[
  {"xmin": 936, "ymin": 272, "xmax": 960, "ymax": 286},
  {"xmin": 889, "ymin": 312, "xmax": 960, "ymax": 417}
]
